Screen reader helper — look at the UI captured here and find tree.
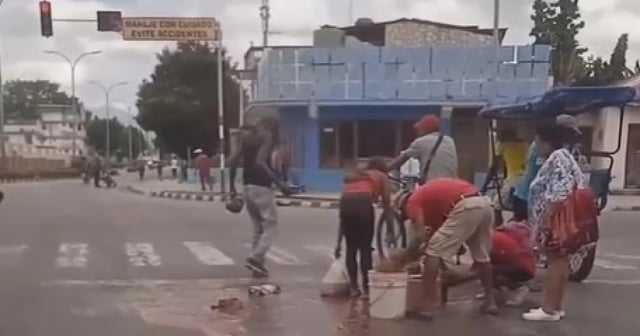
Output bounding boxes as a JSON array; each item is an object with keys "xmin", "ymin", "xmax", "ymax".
[
  {"xmin": 136, "ymin": 42, "xmax": 241, "ymax": 158},
  {"xmin": 574, "ymin": 33, "xmax": 638, "ymax": 86},
  {"xmin": 530, "ymin": 0, "xmax": 587, "ymax": 85},
  {"xmin": 86, "ymin": 117, "xmax": 148, "ymax": 160},
  {"xmin": 2, "ymin": 80, "xmax": 71, "ymax": 119}
]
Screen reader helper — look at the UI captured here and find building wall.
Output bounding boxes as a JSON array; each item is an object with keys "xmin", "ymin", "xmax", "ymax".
[
  {"xmin": 276, "ymin": 105, "xmax": 464, "ymax": 191},
  {"xmin": 587, "ymin": 106, "xmax": 640, "ymax": 191},
  {"xmin": 385, "ymin": 22, "xmax": 493, "ymax": 47},
  {"xmin": 255, "ymin": 45, "xmax": 551, "ymax": 104}
]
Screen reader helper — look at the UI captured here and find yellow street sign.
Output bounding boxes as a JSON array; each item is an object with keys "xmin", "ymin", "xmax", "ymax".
[{"xmin": 121, "ymin": 17, "xmax": 221, "ymax": 41}]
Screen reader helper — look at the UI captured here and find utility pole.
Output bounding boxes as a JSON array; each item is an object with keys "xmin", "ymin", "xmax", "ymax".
[
  {"xmin": 89, "ymin": 80, "xmax": 128, "ymax": 162},
  {"xmin": 44, "ymin": 50, "xmax": 102, "ymax": 158},
  {"xmin": 127, "ymin": 106, "xmax": 133, "ymax": 161},
  {"xmin": 260, "ymin": 0, "xmax": 270, "ymax": 47},
  {"xmin": 0, "ymin": 0, "xmax": 7, "ymax": 169}
]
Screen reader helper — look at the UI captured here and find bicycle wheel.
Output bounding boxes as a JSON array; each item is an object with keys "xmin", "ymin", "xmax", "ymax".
[{"xmin": 375, "ymin": 210, "xmax": 408, "ymax": 260}]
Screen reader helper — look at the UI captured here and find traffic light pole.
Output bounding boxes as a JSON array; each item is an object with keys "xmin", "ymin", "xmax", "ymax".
[{"xmin": 0, "ymin": 0, "xmax": 6, "ymax": 170}]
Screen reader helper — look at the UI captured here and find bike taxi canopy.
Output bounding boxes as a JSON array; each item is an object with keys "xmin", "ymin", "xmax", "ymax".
[{"xmin": 479, "ymin": 86, "xmax": 637, "ymax": 120}]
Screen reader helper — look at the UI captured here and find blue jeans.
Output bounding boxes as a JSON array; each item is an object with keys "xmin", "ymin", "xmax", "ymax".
[{"xmin": 244, "ymin": 185, "xmax": 278, "ymax": 265}]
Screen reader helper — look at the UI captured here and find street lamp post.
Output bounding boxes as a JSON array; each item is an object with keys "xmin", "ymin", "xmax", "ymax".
[
  {"xmin": 0, "ymin": 0, "xmax": 8, "ymax": 168},
  {"xmin": 89, "ymin": 80, "xmax": 128, "ymax": 162},
  {"xmin": 44, "ymin": 50, "xmax": 102, "ymax": 158}
]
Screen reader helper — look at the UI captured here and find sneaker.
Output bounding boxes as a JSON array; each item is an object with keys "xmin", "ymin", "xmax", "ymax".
[
  {"xmin": 526, "ymin": 308, "xmax": 565, "ymax": 318},
  {"xmin": 505, "ymin": 286, "xmax": 530, "ymax": 306},
  {"xmin": 349, "ymin": 287, "xmax": 362, "ymax": 298},
  {"xmin": 522, "ymin": 308, "xmax": 561, "ymax": 321},
  {"xmin": 245, "ymin": 258, "xmax": 269, "ymax": 277}
]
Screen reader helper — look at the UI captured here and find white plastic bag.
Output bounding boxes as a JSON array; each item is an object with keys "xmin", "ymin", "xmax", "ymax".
[{"xmin": 320, "ymin": 257, "xmax": 350, "ymax": 297}]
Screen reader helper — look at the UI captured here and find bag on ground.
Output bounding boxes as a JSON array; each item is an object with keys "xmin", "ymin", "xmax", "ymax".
[{"xmin": 320, "ymin": 257, "xmax": 349, "ymax": 297}]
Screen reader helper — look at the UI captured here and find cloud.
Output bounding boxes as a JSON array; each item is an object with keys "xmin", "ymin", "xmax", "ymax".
[{"xmin": 0, "ymin": 0, "xmax": 639, "ymax": 122}]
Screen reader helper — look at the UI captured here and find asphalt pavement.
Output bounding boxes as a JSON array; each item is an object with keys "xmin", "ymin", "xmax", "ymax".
[{"xmin": 0, "ymin": 180, "xmax": 639, "ymax": 335}]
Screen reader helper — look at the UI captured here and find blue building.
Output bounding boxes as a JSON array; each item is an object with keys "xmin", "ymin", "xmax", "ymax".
[{"xmin": 243, "ymin": 18, "xmax": 551, "ymax": 192}]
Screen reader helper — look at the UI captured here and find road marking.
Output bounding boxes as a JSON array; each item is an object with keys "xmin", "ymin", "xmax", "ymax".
[
  {"xmin": 604, "ymin": 253, "xmax": 640, "ymax": 260},
  {"xmin": 0, "ymin": 245, "xmax": 27, "ymax": 255},
  {"xmin": 56, "ymin": 243, "xmax": 89, "ymax": 268},
  {"xmin": 594, "ymin": 259, "xmax": 637, "ymax": 270},
  {"xmin": 583, "ymin": 279, "xmax": 640, "ymax": 285},
  {"xmin": 126, "ymin": 243, "xmax": 162, "ymax": 267},
  {"xmin": 243, "ymin": 244, "xmax": 306, "ymax": 265},
  {"xmin": 183, "ymin": 241, "xmax": 234, "ymax": 266},
  {"xmin": 305, "ymin": 244, "xmax": 334, "ymax": 258}
]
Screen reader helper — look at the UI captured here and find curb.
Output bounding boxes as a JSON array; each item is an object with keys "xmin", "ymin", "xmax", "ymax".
[
  {"xmin": 0, "ymin": 177, "xmax": 78, "ymax": 184},
  {"xmin": 124, "ymin": 186, "xmax": 340, "ymax": 209},
  {"xmin": 0, "ymin": 178, "xmax": 40, "ymax": 184},
  {"xmin": 610, "ymin": 206, "xmax": 640, "ymax": 212}
]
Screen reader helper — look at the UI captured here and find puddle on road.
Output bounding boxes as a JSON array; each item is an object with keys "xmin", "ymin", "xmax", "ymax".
[{"xmin": 116, "ymin": 279, "xmax": 492, "ymax": 336}]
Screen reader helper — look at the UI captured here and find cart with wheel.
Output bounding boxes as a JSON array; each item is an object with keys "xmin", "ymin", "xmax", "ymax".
[{"xmin": 479, "ymin": 86, "xmax": 637, "ymax": 282}]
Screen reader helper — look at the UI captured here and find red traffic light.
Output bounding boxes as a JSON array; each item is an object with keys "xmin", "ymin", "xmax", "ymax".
[
  {"xmin": 39, "ymin": 1, "xmax": 51, "ymax": 14},
  {"xmin": 39, "ymin": 1, "xmax": 53, "ymax": 37}
]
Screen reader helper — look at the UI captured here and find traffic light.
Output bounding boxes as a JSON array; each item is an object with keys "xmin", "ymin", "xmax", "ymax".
[
  {"xmin": 97, "ymin": 11, "xmax": 122, "ymax": 32},
  {"xmin": 39, "ymin": 1, "xmax": 53, "ymax": 37}
]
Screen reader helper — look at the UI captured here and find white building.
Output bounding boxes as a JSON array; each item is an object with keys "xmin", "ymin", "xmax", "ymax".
[
  {"xmin": 2, "ymin": 104, "xmax": 87, "ymax": 160},
  {"xmin": 573, "ymin": 76, "xmax": 640, "ymax": 192}
]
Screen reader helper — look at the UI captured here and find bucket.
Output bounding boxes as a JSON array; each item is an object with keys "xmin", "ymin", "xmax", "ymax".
[
  {"xmin": 368, "ymin": 271, "xmax": 408, "ymax": 319},
  {"xmin": 405, "ymin": 273, "xmax": 443, "ymax": 313}
]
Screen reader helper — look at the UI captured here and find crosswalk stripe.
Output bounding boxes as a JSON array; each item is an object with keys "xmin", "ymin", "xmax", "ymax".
[
  {"xmin": 56, "ymin": 243, "xmax": 89, "ymax": 268},
  {"xmin": 183, "ymin": 241, "xmax": 234, "ymax": 266},
  {"xmin": 126, "ymin": 243, "xmax": 162, "ymax": 266},
  {"xmin": 604, "ymin": 253, "xmax": 640, "ymax": 260},
  {"xmin": 305, "ymin": 244, "xmax": 334, "ymax": 258},
  {"xmin": 0, "ymin": 245, "xmax": 27, "ymax": 255},
  {"xmin": 243, "ymin": 244, "xmax": 307, "ymax": 265},
  {"xmin": 594, "ymin": 259, "xmax": 637, "ymax": 270}
]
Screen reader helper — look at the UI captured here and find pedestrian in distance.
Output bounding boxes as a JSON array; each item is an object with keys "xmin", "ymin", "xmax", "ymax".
[
  {"xmin": 138, "ymin": 160, "xmax": 145, "ymax": 181},
  {"xmin": 334, "ymin": 157, "xmax": 392, "ymax": 298},
  {"xmin": 405, "ymin": 177, "xmax": 497, "ymax": 320},
  {"xmin": 194, "ymin": 149, "xmax": 213, "ymax": 191},
  {"xmin": 170, "ymin": 155, "xmax": 179, "ymax": 179},
  {"xmin": 156, "ymin": 160, "xmax": 163, "ymax": 180},
  {"xmin": 229, "ymin": 118, "xmax": 291, "ymax": 279}
]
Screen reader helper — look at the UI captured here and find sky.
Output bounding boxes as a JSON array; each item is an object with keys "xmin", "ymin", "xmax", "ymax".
[{"xmin": 0, "ymin": 0, "xmax": 638, "ymax": 122}]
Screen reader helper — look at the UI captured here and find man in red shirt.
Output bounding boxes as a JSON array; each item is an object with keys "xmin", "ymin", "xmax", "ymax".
[
  {"xmin": 194, "ymin": 149, "xmax": 213, "ymax": 191},
  {"xmin": 405, "ymin": 177, "xmax": 497, "ymax": 319},
  {"xmin": 438, "ymin": 222, "xmax": 535, "ymax": 306}
]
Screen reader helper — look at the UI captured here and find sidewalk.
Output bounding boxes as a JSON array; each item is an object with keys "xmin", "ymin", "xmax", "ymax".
[
  {"xmin": 119, "ymin": 173, "xmax": 640, "ymax": 211},
  {"xmin": 120, "ymin": 174, "xmax": 341, "ymax": 209}
]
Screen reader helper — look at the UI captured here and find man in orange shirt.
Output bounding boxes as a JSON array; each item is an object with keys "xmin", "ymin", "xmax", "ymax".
[{"xmin": 405, "ymin": 178, "xmax": 497, "ymax": 319}]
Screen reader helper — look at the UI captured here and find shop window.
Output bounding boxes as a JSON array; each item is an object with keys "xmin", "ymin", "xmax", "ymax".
[{"xmin": 357, "ymin": 120, "xmax": 395, "ymax": 158}]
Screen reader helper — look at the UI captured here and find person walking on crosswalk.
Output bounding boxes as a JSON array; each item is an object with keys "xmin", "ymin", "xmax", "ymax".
[{"xmin": 229, "ymin": 117, "xmax": 291, "ymax": 278}]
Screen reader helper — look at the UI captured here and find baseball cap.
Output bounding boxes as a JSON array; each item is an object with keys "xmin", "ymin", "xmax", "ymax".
[
  {"xmin": 414, "ymin": 115, "xmax": 440, "ymax": 133},
  {"xmin": 555, "ymin": 114, "xmax": 581, "ymax": 135}
]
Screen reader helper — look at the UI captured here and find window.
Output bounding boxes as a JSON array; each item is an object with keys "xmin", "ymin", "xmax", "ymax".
[
  {"xmin": 319, "ymin": 122, "xmax": 338, "ymax": 168},
  {"xmin": 357, "ymin": 120, "xmax": 395, "ymax": 158}
]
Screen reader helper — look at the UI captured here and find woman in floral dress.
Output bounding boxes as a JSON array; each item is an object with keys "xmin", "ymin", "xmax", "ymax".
[{"xmin": 523, "ymin": 123, "xmax": 589, "ymax": 322}]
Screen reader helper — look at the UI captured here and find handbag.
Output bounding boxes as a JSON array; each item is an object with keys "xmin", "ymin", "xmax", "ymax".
[{"xmin": 545, "ymin": 187, "xmax": 599, "ymax": 254}]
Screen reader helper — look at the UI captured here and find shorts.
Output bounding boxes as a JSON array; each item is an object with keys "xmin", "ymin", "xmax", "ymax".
[{"xmin": 425, "ymin": 196, "xmax": 494, "ymax": 263}]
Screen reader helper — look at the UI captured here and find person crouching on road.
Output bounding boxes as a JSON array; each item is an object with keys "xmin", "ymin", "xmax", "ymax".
[
  {"xmin": 405, "ymin": 178, "xmax": 497, "ymax": 319},
  {"xmin": 441, "ymin": 221, "xmax": 535, "ymax": 306},
  {"xmin": 334, "ymin": 157, "xmax": 392, "ymax": 298}
]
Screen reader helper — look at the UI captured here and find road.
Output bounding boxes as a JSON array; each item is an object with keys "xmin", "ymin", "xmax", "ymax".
[{"xmin": 0, "ymin": 180, "xmax": 639, "ymax": 335}]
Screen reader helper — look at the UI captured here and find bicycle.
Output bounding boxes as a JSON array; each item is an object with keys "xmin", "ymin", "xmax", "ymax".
[{"xmin": 374, "ymin": 174, "xmax": 416, "ymax": 260}]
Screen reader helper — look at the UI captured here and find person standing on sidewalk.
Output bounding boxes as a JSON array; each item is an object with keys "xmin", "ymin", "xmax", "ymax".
[
  {"xmin": 194, "ymin": 149, "xmax": 213, "ymax": 191},
  {"xmin": 229, "ymin": 118, "xmax": 290, "ymax": 278}
]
